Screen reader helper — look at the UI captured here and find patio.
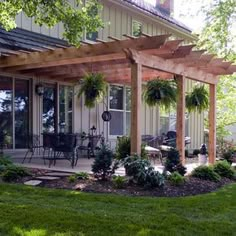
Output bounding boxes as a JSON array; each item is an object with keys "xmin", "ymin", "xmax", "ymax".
[
  {"xmin": 0, "ymin": 34, "xmax": 236, "ymax": 165},
  {"xmin": 8, "ymin": 150, "xmax": 200, "ymax": 175}
]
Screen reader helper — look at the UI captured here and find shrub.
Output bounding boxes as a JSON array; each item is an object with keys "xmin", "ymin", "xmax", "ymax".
[
  {"xmin": 193, "ymin": 149, "xmax": 200, "ymax": 156},
  {"xmin": 75, "ymin": 172, "xmax": 89, "ymax": 180},
  {"xmin": 115, "ymin": 136, "xmax": 147, "ymax": 160},
  {"xmin": 168, "ymin": 172, "xmax": 185, "ymax": 186},
  {"xmin": 185, "ymin": 149, "xmax": 189, "ymax": 158},
  {"xmin": 222, "ymin": 150, "xmax": 234, "ymax": 165},
  {"xmin": 213, "ymin": 161, "xmax": 235, "ymax": 179},
  {"xmin": 123, "ymin": 155, "xmax": 165, "ymax": 188},
  {"xmin": 112, "ymin": 175, "xmax": 127, "ymax": 189},
  {"xmin": 123, "ymin": 155, "xmax": 151, "ymax": 177},
  {"xmin": 92, "ymin": 144, "xmax": 118, "ymax": 180},
  {"xmin": 0, "ymin": 155, "xmax": 13, "ymax": 166},
  {"xmin": 1, "ymin": 165, "xmax": 30, "ymax": 182},
  {"xmin": 68, "ymin": 175, "xmax": 77, "ymax": 183},
  {"xmin": 164, "ymin": 148, "xmax": 187, "ymax": 176},
  {"xmin": 191, "ymin": 165, "xmax": 221, "ymax": 182}
]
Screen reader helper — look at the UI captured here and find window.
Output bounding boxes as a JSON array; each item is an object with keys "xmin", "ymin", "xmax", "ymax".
[
  {"xmin": 109, "ymin": 85, "xmax": 131, "ymax": 136},
  {"xmin": 59, "ymin": 85, "xmax": 73, "ymax": 133},
  {"xmin": 132, "ymin": 20, "xmax": 142, "ymax": 37}
]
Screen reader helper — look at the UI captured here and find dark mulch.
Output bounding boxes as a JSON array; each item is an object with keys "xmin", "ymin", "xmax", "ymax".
[{"xmin": 15, "ymin": 168, "xmax": 236, "ymax": 198}]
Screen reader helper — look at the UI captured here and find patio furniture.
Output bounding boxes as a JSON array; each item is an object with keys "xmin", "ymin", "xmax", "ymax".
[
  {"xmin": 142, "ymin": 135, "xmax": 164, "ymax": 163},
  {"xmin": 75, "ymin": 133, "xmax": 102, "ymax": 165},
  {"xmin": 48, "ymin": 133, "xmax": 77, "ymax": 168},
  {"xmin": 22, "ymin": 134, "xmax": 43, "ymax": 163}
]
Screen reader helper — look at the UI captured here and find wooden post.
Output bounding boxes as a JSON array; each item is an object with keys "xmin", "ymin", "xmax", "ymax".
[
  {"xmin": 176, "ymin": 75, "xmax": 186, "ymax": 164},
  {"xmin": 208, "ymin": 84, "xmax": 216, "ymax": 164},
  {"xmin": 130, "ymin": 62, "xmax": 142, "ymax": 155}
]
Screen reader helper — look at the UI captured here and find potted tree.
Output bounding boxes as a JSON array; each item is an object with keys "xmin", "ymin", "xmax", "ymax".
[
  {"xmin": 143, "ymin": 79, "xmax": 177, "ymax": 109},
  {"xmin": 186, "ymin": 84, "xmax": 209, "ymax": 113},
  {"xmin": 78, "ymin": 73, "xmax": 107, "ymax": 108}
]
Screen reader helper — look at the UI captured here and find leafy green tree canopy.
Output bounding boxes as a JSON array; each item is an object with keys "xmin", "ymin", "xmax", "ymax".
[
  {"xmin": 0, "ymin": 0, "xmax": 103, "ymax": 47},
  {"xmin": 198, "ymin": 0, "xmax": 236, "ymax": 138}
]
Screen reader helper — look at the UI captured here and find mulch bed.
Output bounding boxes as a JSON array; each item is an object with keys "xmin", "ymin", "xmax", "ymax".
[{"xmin": 15, "ymin": 168, "xmax": 236, "ymax": 198}]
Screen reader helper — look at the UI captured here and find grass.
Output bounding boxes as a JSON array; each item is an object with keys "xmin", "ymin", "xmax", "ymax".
[{"xmin": 0, "ymin": 183, "xmax": 235, "ymax": 236}]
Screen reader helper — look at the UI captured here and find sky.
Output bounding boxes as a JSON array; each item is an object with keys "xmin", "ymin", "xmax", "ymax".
[{"xmin": 144, "ymin": 0, "xmax": 211, "ymax": 32}]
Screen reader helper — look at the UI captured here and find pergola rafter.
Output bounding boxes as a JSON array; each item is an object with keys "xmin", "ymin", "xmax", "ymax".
[{"xmin": 0, "ymin": 34, "xmax": 235, "ymax": 164}]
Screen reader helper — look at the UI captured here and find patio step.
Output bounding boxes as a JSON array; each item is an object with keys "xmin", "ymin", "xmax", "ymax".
[
  {"xmin": 24, "ymin": 180, "xmax": 42, "ymax": 186},
  {"xmin": 45, "ymin": 172, "xmax": 72, "ymax": 177},
  {"xmin": 36, "ymin": 176, "xmax": 60, "ymax": 181}
]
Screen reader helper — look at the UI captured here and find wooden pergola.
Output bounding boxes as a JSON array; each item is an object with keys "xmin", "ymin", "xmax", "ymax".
[{"xmin": 0, "ymin": 34, "xmax": 235, "ymax": 164}]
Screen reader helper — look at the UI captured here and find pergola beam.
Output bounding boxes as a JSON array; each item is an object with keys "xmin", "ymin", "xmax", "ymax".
[
  {"xmin": 130, "ymin": 62, "xmax": 142, "ymax": 155},
  {"xmin": 0, "ymin": 34, "xmax": 170, "ymax": 69},
  {"xmin": 208, "ymin": 84, "xmax": 216, "ymax": 164},
  {"xmin": 176, "ymin": 75, "xmax": 186, "ymax": 164},
  {"xmin": 128, "ymin": 49, "xmax": 219, "ymax": 84}
]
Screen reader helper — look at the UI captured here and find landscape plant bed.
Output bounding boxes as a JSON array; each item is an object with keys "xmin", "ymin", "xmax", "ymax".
[{"xmin": 12, "ymin": 168, "xmax": 236, "ymax": 198}]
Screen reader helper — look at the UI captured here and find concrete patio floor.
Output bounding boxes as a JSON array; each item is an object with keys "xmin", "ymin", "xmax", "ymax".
[{"xmin": 5, "ymin": 150, "xmax": 201, "ymax": 176}]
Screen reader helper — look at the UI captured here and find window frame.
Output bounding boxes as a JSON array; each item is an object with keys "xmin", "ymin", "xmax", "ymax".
[{"xmin": 108, "ymin": 84, "xmax": 131, "ymax": 138}]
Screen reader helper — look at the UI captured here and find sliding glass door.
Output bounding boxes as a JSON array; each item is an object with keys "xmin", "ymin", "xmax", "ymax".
[
  {"xmin": 0, "ymin": 77, "xmax": 13, "ymax": 149},
  {"xmin": 0, "ymin": 76, "xmax": 30, "ymax": 149},
  {"xmin": 15, "ymin": 79, "xmax": 30, "ymax": 148}
]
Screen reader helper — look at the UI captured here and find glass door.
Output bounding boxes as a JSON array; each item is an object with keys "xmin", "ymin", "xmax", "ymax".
[
  {"xmin": 0, "ymin": 76, "xmax": 13, "ymax": 149},
  {"xmin": 42, "ymin": 84, "xmax": 57, "ymax": 133},
  {"xmin": 15, "ymin": 79, "xmax": 30, "ymax": 148}
]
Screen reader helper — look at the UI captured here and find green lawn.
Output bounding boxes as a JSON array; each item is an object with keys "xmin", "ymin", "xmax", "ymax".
[{"xmin": 0, "ymin": 183, "xmax": 235, "ymax": 236}]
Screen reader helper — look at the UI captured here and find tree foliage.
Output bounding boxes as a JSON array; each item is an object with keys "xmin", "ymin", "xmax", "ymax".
[
  {"xmin": 198, "ymin": 0, "xmax": 236, "ymax": 138},
  {"xmin": 0, "ymin": 0, "xmax": 104, "ymax": 47}
]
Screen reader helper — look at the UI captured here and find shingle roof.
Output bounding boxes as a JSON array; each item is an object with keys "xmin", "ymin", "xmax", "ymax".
[
  {"xmin": 122, "ymin": 0, "xmax": 192, "ymax": 32},
  {"xmin": 0, "ymin": 26, "xmax": 69, "ymax": 55}
]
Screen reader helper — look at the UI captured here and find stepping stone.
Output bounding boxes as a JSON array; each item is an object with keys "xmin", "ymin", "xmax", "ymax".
[
  {"xmin": 36, "ymin": 176, "xmax": 60, "ymax": 180},
  {"xmin": 24, "ymin": 180, "xmax": 42, "ymax": 186},
  {"xmin": 45, "ymin": 172, "xmax": 72, "ymax": 177}
]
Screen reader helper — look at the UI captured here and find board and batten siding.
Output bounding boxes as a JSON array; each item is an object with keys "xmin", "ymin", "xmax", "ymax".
[{"xmin": 15, "ymin": 0, "xmax": 203, "ymax": 150}]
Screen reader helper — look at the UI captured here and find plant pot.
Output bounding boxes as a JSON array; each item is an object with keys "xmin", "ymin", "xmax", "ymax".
[{"xmin": 198, "ymin": 154, "xmax": 207, "ymax": 165}]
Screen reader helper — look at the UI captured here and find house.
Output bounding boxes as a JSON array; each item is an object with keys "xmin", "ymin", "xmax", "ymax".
[{"xmin": 0, "ymin": 0, "xmax": 207, "ymax": 154}]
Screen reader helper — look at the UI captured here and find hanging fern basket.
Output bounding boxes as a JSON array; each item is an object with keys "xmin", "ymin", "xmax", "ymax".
[
  {"xmin": 186, "ymin": 85, "xmax": 209, "ymax": 113},
  {"xmin": 78, "ymin": 73, "xmax": 107, "ymax": 108},
  {"xmin": 143, "ymin": 79, "xmax": 177, "ymax": 110}
]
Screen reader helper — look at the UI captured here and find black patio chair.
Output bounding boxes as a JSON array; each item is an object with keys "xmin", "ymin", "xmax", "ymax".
[
  {"xmin": 48, "ymin": 133, "xmax": 77, "ymax": 168},
  {"xmin": 22, "ymin": 134, "xmax": 43, "ymax": 163},
  {"xmin": 75, "ymin": 134, "xmax": 102, "ymax": 165}
]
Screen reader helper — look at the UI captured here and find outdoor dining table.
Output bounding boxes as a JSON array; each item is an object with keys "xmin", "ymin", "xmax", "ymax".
[{"xmin": 42, "ymin": 132, "xmax": 77, "ymax": 168}]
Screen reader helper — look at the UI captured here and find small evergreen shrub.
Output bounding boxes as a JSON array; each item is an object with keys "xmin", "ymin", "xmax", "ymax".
[
  {"xmin": 75, "ymin": 172, "xmax": 89, "ymax": 180},
  {"xmin": 92, "ymin": 144, "xmax": 118, "ymax": 180},
  {"xmin": 115, "ymin": 136, "xmax": 147, "ymax": 160},
  {"xmin": 112, "ymin": 175, "xmax": 126, "ymax": 189},
  {"xmin": 0, "ymin": 155, "xmax": 13, "ymax": 166},
  {"xmin": 191, "ymin": 165, "xmax": 221, "ymax": 182},
  {"xmin": 185, "ymin": 149, "xmax": 189, "ymax": 158},
  {"xmin": 164, "ymin": 148, "xmax": 187, "ymax": 176},
  {"xmin": 123, "ymin": 155, "xmax": 165, "ymax": 188},
  {"xmin": 193, "ymin": 149, "xmax": 200, "ymax": 156},
  {"xmin": 1, "ymin": 165, "xmax": 30, "ymax": 182},
  {"xmin": 213, "ymin": 161, "xmax": 235, "ymax": 179},
  {"xmin": 168, "ymin": 172, "xmax": 185, "ymax": 186},
  {"xmin": 222, "ymin": 150, "xmax": 234, "ymax": 165}
]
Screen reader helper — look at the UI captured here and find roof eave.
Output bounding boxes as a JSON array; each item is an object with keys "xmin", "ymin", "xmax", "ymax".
[{"xmin": 105, "ymin": 0, "xmax": 197, "ymax": 41}]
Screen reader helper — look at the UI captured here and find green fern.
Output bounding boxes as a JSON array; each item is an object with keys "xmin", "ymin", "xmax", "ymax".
[
  {"xmin": 78, "ymin": 73, "xmax": 107, "ymax": 108},
  {"xmin": 143, "ymin": 79, "xmax": 177, "ymax": 110},
  {"xmin": 186, "ymin": 85, "xmax": 209, "ymax": 113}
]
